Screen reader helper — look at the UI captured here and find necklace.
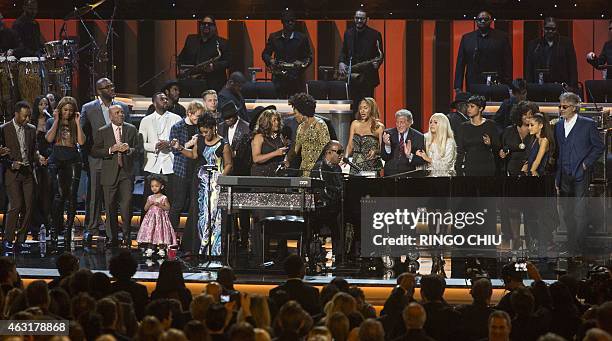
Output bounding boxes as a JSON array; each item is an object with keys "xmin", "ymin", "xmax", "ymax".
[{"xmin": 517, "ymin": 126, "xmax": 526, "ymax": 150}]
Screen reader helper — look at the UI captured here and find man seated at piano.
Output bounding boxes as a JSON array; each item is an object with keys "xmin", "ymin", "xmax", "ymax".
[
  {"xmin": 284, "ymin": 93, "xmax": 330, "ymax": 176},
  {"xmin": 381, "ymin": 109, "xmax": 425, "ymax": 176},
  {"xmin": 311, "ymin": 140, "xmax": 344, "ymax": 263}
]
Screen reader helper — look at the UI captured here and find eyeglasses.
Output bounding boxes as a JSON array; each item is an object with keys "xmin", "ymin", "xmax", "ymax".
[
  {"xmin": 558, "ymin": 104, "xmax": 573, "ymax": 110},
  {"xmin": 354, "ymin": 16, "xmax": 367, "ymax": 21},
  {"xmin": 476, "ymin": 17, "xmax": 492, "ymax": 23},
  {"xmin": 98, "ymin": 84, "xmax": 114, "ymax": 90},
  {"xmin": 330, "ymin": 149, "xmax": 344, "ymax": 155},
  {"xmin": 201, "ymin": 22, "xmax": 216, "ymax": 27}
]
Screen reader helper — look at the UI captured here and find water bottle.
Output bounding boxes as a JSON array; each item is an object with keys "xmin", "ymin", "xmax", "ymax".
[{"xmin": 39, "ymin": 225, "xmax": 46, "ymax": 257}]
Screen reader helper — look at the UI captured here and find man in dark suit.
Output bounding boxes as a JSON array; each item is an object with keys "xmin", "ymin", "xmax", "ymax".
[
  {"xmin": 108, "ymin": 251, "xmax": 149, "ymax": 320},
  {"xmin": 91, "ymin": 105, "xmax": 138, "ymax": 247},
  {"xmin": 392, "ymin": 303, "xmax": 435, "ymax": 341},
  {"xmin": 0, "ymin": 101, "xmax": 38, "ymax": 251},
  {"xmin": 262, "ymin": 9, "xmax": 312, "ymax": 99},
  {"xmin": 381, "ymin": 109, "xmax": 425, "ymax": 177},
  {"xmin": 218, "ymin": 101, "xmax": 251, "ymax": 176},
  {"xmin": 269, "ymin": 254, "xmax": 321, "ymax": 316},
  {"xmin": 447, "ymin": 91, "xmax": 471, "ymax": 137},
  {"xmin": 218, "ymin": 72, "xmax": 248, "ymax": 123},
  {"xmin": 81, "ymin": 78, "xmax": 131, "ymax": 246},
  {"xmin": 526, "ymin": 17, "xmax": 578, "ymax": 89},
  {"xmin": 454, "ymin": 10, "xmax": 512, "ymax": 92},
  {"xmin": 178, "ymin": 15, "xmax": 231, "ymax": 95},
  {"xmin": 554, "ymin": 92, "xmax": 605, "ymax": 257},
  {"xmin": 338, "ymin": 9, "xmax": 384, "ymax": 114}
]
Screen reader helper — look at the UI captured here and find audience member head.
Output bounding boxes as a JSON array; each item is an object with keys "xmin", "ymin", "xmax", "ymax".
[
  {"xmin": 25, "ymin": 280, "xmax": 49, "ymax": 312},
  {"xmin": 346, "ymin": 311, "xmax": 364, "ymax": 330},
  {"xmin": 394, "ymin": 109, "xmax": 413, "ymax": 134},
  {"xmin": 96, "ymin": 298, "xmax": 119, "ymax": 330},
  {"xmin": 137, "ymin": 316, "xmax": 164, "ymax": 341},
  {"xmin": 159, "ymin": 328, "xmax": 189, "ymax": 341},
  {"xmin": 227, "ymin": 72, "xmax": 246, "ymax": 94},
  {"xmin": 511, "ymin": 287, "xmax": 535, "ymax": 317},
  {"xmin": 466, "ymin": 95, "xmax": 486, "ymax": 118},
  {"xmin": 68, "ymin": 320, "xmax": 85, "ymax": 341},
  {"xmin": 145, "ymin": 299, "xmax": 173, "ymax": 330},
  {"xmin": 536, "ymin": 333, "xmax": 567, "ymax": 341},
  {"xmin": 71, "ymin": 292, "xmax": 96, "ymax": 320},
  {"xmin": 328, "ymin": 292, "xmax": 357, "ymax": 317},
  {"xmin": 558, "ymin": 92, "xmax": 581, "ymax": 119},
  {"xmin": 217, "ymin": 266, "xmax": 236, "ymax": 291},
  {"xmin": 357, "ymin": 97, "xmax": 381, "ymax": 133},
  {"xmin": 330, "ymin": 277, "xmax": 350, "ymax": 293},
  {"xmin": 403, "ymin": 302, "xmax": 426, "ymax": 330},
  {"xmin": 69, "ymin": 269, "xmax": 93, "ymax": 295},
  {"xmin": 254, "ymin": 328, "xmax": 272, "ymax": 341},
  {"xmin": 269, "ymin": 289, "xmax": 290, "ymax": 320},
  {"xmin": 254, "ymin": 108, "xmax": 282, "ymax": 136},
  {"xmin": 420, "ymin": 274, "xmax": 446, "ymax": 302},
  {"xmin": 109, "ymin": 251, "xmax": 137, "ymax": 281},
  {"xmin": 56, "ymin": 253, "xmax": 79, "ymax": 278},
  {"xmin": 201, "ymin": 90, "xmax": 218, "ymax": 112},
  {"xmin": 205, "ymin": 282, "xmax": 222, "ymax": 303},
  {"xmin": 183, "ymin": 320, "xmax": 210, "ymax": 341},
  {"xmin": 597, "ymin": 301, "xmax": 612, "ymax": 335},
  {"xmin": 0, "ymin": 257, "xmax": 18, "ymax": 286},
  {"xmin": 530, "ymin": 280, "xmax": 553, "ymax": 310},
  {"xmin": 308, "ymin": 326, "xmax": 332, "ymax": 341},
  {"xmin": 228, "ymin": 322, "xmax": 256, "ymax": 341},
  {"xmin": 358, "ymin": 319, "xmax": 384, "ymax": 341},
  {"xmin": 49, "ymin": 288, "xmax": 71, "ymax": 319},
  {"xmin": 289, "ymin": 92, "xmax": 316, "ymax": 119},
  {"xmin": 583, "ymin": 328, "xmax": 612, "ymax": 341},
  {"xmin": 90, "ymin": 272, "xmax": 111, "ymax": 300},
  {"xmin": 549, "ymin": 281, "xmax": 577, "ymax": 311},
  {"xmin": 156, "ymin": 261, "xmax": 186, "ymax": 293},
  {"xmin": 190, "ymin": 294, "xmax": 214, "ymax": 321},
  {"xmin": 206, "ymin": 303, "xmax": 228, "ymax": 333},
  {"xmin": 471, "ymin": 277, "xmax": 493, "ymax": 305},
  {"xmin": 247, "ymin": 294, "xmax": 271, "ymax": 330},
  {"xmin": 276, "ymin": 301, "xmax": 307, "ymax": 334},
  {"xmin": 161, "ymin": 80, "xmax": 181, "ymax": 104},
  {"xmin": 501, "ymin": 262, "xmax": 524, "ymax": 289},
  {"xmin": 284, "ymin": 254, "xmax": 306, "ymax": 279},
  {"xmin": 347, "ymin": 286, "xmax": 366, "ymax": 308},
  {"xmin": 488, "ymin": 310, "xmax": 512, "ymax": 341},
  {"xmin": 79, "ymin": 311, "xmax": 103, "ymax": 341},
  {"xmin": 326, "ymin": 311, "xmax": 350, "ymax": 341},
  {"xmin": 95, "ymin": 78, "xmax": 115, "ymax": 102}
]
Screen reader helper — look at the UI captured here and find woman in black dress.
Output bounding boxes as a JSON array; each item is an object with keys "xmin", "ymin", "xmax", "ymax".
[
  {"xmin": 456, "ymin": 95, "xmax": 501, "ymax": 176},
  {"xmin": 251, "ymin": 108, "xmax": 288, "ymax": 176},
  {"xmin": 499, "ymin": 101, "xmax": 538, "ymax": 175}
]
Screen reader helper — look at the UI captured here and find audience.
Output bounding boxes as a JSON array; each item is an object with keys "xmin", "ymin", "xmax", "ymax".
[
  {"xmin": 48, "ymin": 252, "xmax": 79, "ymax": 290},
  {"xmin": 420, "ymin": 274, "xmax": 459, "ymax": 341},
  {"xmin": 456, "ymin": 277, "xmax": 495, "ymax": 341},
  {"xmin": 151, "ymin": 260, "xmax": 193, "ymax": 311},
  {"xmin": 488, "ymin": 310, "xmax": 512, "ymax": 341},
  {"xmin": 392, "ymin": 302, "xmax": 434, "ymax": 341},
  {"xmin": 109, "ymin": 250, "xmax": 150, "ymax": 320},
  {"xmin": 359, "ymin": 318, "xmax": 385, "ymax": 341},
  {"xmin": 269, "ymin": 254, "xmax": 321, "ymax": 316}
]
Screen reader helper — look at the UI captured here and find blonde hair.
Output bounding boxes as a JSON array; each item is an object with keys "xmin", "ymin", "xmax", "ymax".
[
  {"xmin": 238, "ymin": 294, "xmax": 271, "ymax": 330},
  {"xmin": 190, "ymin": 294, "xmax": 214, "ymax": 321},
  {"xmin": 187, "ymin": 100, "xmax": 205, "ymax": 114},
  {"xmin": 425, "ymin": 113, "xmax": 454, "ymax": 157},
  {"xmin": 359, "ymin": 97, "xmax": 382, "ymax": 134}
]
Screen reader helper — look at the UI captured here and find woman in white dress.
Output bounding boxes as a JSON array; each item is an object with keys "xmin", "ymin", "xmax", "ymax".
[{"xmin": 416, "ymin": 113, "xmax": 457, "ymax": 176}]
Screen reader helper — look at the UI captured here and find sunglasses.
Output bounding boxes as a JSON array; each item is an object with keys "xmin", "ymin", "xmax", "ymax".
[
  {"xmin": 558, "ymin": 104, "xmax": 573, "ymax": 109},
  {"xmin": 330, "ymin": 149, "xmax": 344, "ymax": 155},
  {"xmin": 476, "ymin": 17, "xmax": 492, "ymax": 23},
  {"xmin": 98, "ymin": 84, "xmax": 114, "ymax": 90},
  {"xmin": 201, "ymin": 22, "xmax": 216, "ymax": 27}
]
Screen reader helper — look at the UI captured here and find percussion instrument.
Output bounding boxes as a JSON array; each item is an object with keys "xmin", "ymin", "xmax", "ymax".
[
  {"xmin": 44, "ymin": 40, "xmax": 77, "ymax": 60},
  {"xmin": 0, "ymin": 56, "xmax": 17, "ymax": 103},
  {"xmin": 18, "ymin": 57, "xmax": 46, "ymax": 106}
]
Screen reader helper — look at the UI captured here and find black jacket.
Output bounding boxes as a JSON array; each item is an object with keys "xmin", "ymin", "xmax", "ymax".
[
  {"xmin": 219, "ymin": 118, "xmax": 251, "ymax": 176},
  {"xmin": 262, "ymin": 30, "xmax": 312, "ymax": 81},
  {"xmin": 269, "ymin": 279, "xmax": 321, "ymax": 316},
  {"xmin": 109, "ymin": 279, "xmax": 150, "ymax": 320},
  {"xmin": 339, "ymin": 25, "xmax": 384, "ymax": 88},
  {"xmin": 380, "ymin": 127, "xmax": 425, "ymax": 177},
  {"xmin": 588, "ymin": 40, "xmax": 612, "ymax": 79},
  {"xmin": 454, "ymin": 29, "xmax": 512, "ymax": 90},
  {"xmin": 526, "ymin": 35, "xmax": 578, "ymax": 88},
  {"xmin": 391, "ymin": 329, "xmax": 435, "ymax": 341},
  {"xmin": 310, "ymin": 158, "xmax": 342, "ymax": 211},
  {"xmin": 178, "ymin": 35, "xmax": 231, "ymax": 92}
]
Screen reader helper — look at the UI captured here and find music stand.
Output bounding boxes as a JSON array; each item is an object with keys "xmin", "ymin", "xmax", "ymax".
[
  {"xmin": 526, "ymin": 83, "xmax": 565, "ymax": 102},
  {"xmin": 584, "ymin": 80, "xmax": 612, "ymax": 103},
  {"xmin": 469, "ymin": 84, "xmax": 510, "ymax": 101}
]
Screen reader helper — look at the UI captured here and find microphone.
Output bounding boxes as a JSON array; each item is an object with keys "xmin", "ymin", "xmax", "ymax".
[{"xmin": 342, "ymin": 157, "xmax": 362, "ymax": 173}]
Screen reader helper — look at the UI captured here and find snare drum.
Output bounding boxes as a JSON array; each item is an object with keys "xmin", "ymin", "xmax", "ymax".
[
  {"xmin": 44, "ymin": 40, "xmax": 77, "ymax": 60},
  {"xmin": 18, "ymin": 57, "xmax": 46, "ymax": 106},
  {"xmin": 0, "ymin": 56, "xmax": 17, "ymax": 103}
]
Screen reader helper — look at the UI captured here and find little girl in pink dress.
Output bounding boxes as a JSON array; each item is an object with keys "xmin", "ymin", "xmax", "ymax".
[{"xmin": 137, "ymin": 175, "xmax": 176, "ymax": 256}]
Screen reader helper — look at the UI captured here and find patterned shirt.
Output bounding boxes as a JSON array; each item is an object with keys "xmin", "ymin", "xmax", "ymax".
[
  {"xmin": 12, "ymin": 119, "xmax": 29, "ymax": 165},
  {"xmin": 295, "ymin": 117, "xmax": 330, "ymax": 176},
  {"xmin": 170, "ymin": 118, "xmax": 199, "ymax": 178}
]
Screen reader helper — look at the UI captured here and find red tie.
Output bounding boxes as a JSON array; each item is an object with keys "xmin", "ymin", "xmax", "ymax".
[{"xmin": 117, "ymin": 126, "xmax": 123, "ymax": 168}]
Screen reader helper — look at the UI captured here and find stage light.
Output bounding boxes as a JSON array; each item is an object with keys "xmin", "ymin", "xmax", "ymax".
[
  {"xmin": 192, "ymin": 14, "xmax": 196, "ymax": 18},
  {"xmin": 554, "ymin": 4, "xmax": 557, "ymax": 7},
  {"xmin": 574, "ymin": 3, "xmax": 577, "ymax": 6}
]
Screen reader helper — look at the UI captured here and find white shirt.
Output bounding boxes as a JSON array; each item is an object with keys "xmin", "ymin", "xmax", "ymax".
[
  {"xmin": 139, "ymin": 110, "xmax": 182, "ymax": 174},
  {"xmin": 100, "ymin": 100, "xmax": 112, "ymax": 124},
  {"xmin": 228, "ymin": 121, "xmax": 238, "ymax": 145},
  {"xmin": 564, "ymin": 114, "xmax": 578, "ymax": 138}
]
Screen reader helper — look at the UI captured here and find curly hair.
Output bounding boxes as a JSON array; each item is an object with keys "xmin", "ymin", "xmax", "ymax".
[
  {"xmin": 147, "ymin": 174, "xmax": 168, "ymax": 187},
  {"xmin": 289, "ymin": 92, "xmax": 316, "ymax": 117},
  {"xmin": 467, "ymin": 95, "xmax": 486, "ymax": 109},
  {"xmin": 510, "ymin": 100, "xmax": 540, "ymax": 126},
  {"xmin": 359, "ymin": 97, "xmax": 382, "ymax": 134},
  {"xmin": 55, "ymin": 96, "xmax": 79, "ymax": 144},
  {"xmin": 197, "ymin": 113, "xmax": 218, "ymax": 129},
  {"xmin": 254, "ymin": 109, "xmax": 282, "ymax": 137}
]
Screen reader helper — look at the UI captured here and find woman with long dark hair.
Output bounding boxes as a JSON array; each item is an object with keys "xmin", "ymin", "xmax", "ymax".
[
  {"xmin": 523, "ymin": 113, "xmax": 555, "ymax": 176},
  {"xmin": 45, "ymin": 96, "xmax": 85, "ymax": 249},
  {"xmin": 151, "ymin": 260, "xmax": 192, "ymax": 311},
  {"xmin": 31, "ymin": 95, "xmax": 53, "ymax": 238}
]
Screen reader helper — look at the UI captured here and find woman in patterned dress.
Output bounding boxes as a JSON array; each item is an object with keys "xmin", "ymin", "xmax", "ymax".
[
  {"xmin": 345, "ymin": 97, "xmax": 384, "ymax": 175},
  {"xmin": 172, "ymin": 114, "xmax": 232, "ymax": 256}
]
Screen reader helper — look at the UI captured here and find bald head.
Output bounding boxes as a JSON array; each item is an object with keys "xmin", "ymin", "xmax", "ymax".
[
  {"xmin": 96, "ymin": 78, "xmax": 115, "ymax": 102},
  {"xmin": 109, "ymin": 105, "xmax": 124, "ymax": 126},
  {"xmin": 403, "ymin": 302, "xmax": 426, "ymax": 330}
]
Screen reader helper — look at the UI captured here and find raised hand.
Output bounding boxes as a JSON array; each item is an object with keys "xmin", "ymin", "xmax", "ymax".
[
  {"xmin": 74, "ymin": 112, "xmax": 81, "ymax": 123},
  {"xmin": 382, "ymin": 132, "xmax": 391, "ymax": 146}
]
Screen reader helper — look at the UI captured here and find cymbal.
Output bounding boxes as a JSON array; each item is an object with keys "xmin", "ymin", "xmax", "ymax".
[{"xmin": 64, "ymin": 0, "xmax": 107, "ymax": 20}]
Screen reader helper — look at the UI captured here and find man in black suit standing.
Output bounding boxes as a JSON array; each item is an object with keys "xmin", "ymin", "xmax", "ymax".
[
  {"xmin": 454, "ymin": 10, "xmax": 512, "ymax": 92},
  {"xmin": 178, "ymin": 15, "xmax": 231, "ymax": 95},
  {"xmin": 338, "ymin": 9, "xmax": 384, "ymax": 114},
  {"xmin": 447, "ymin": 92, "xmax": 471, "ymax": 137},
  {"xmin": 262, "ymin": 9, "xmax": 312, "ymax": 99},
  {"xmin": 526, "ymin": 17, "xmax": 578, "ymax": 90},
  {"xmin": 218, "ymin": 101, "xmax": 251, "ymax": 176},
  {"xmin": 91, "ymin": 105, "xmax": 138, "ymax": 248},
  {"xmin": 269, "ymin": 254, "xmax": 321, "ymax": 316},
  {"xmin": 218, "ymin": 72, "xmax": 248, "ymax": 123},
  {"xmin": 381, "ymin": 109, "xmax": 425, "ymax": 177},
  {"xmin": 80, "ymin": 78, "xmax": 131, "ymax": 246}
]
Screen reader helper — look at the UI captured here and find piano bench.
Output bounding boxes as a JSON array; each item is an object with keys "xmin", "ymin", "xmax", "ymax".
[{"xmin": 261, "ymin": 215, "xmax": 305, "ymax": 259}]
